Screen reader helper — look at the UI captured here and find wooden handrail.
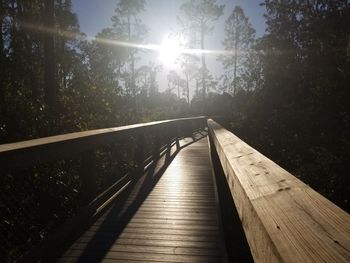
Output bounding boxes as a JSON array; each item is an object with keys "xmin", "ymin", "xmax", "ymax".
[
  {"xmin": 1, "ymin": 116, "xmax": 207, "ymax": 262},
  {"xmin": 208, "ymin": 119, "xmax": 350, "ymax": 262},
  {"xmin": 0, "ymin": 116, "xmax": 206, "ymax": 173}
]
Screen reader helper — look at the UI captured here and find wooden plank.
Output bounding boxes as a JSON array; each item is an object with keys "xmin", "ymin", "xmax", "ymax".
[
  {"xmin": 61, "ymin": 251, "xmax": 222, "ymax": 263},
  {"xmin": 67, "ymin": 243, "xmax": 221, "ymax": 256},
  {"xmin": 80, "ymin": 231, "xmax": 220, "ymax": 242},
  {"xmin": 88, "ymin": 222, "xmax": 219, "ymax": 232},
  {"xmin": 208, "ymin": 119, "xmax": 350, "ymax": 262},
  {"xmin": 112, "ymin": 203, "xmax": 218, "ymax": 211},
  {"xmin": 58, "ymin": 258, "xmax": 165, "ymax": 263},
  {"xmin": 70, "ymin": 238, "xmax": 220, "ymax": 249},
  {"xmin": 97, "ymin": 210, "xmax": 216, "ymax": 223},
  {"xmin": 94, "ymin": 218, "xmax": 219, "ymax": 228},
  {"xmin": 59, "ymin": 137, "xmax": 225, "ymax": 262},
  {"xmin": 87, "ymin": 226, "xmax": 220, "ymax": 237}
]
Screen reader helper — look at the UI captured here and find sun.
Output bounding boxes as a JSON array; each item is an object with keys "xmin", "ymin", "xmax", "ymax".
[{"xmin": 158, "ymin": 36, "xmax": 182, "ymax": 68}]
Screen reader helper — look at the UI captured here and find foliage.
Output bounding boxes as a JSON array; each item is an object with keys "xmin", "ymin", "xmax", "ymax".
[
  {"xmin": 179, "ymin": 54, "xmax": 199, "ymax": 103},
  {"xmin": 218, "ymin": 6, "xmax": 256, "ymax": 94},
  {"xmin": 178, "ymin": 0, "xmax": 224, "ymax": 98},
  {"xmin": 226, "ymin": 0, "xmax": 350, "ymax": 212},
  {"xmin": 110, "ymin": 0, "xmax": 147, "ymax": 97},
  {"xmin": 0, "ymin": 1, "xmax": 188, "ymax": 261},
  {"xmin": 1, "ymin": 1, "xmax": 350, "ymax": 261}
]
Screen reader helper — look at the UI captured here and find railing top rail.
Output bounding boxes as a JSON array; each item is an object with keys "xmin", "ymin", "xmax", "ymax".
[
  {"xmin": 207, "ymin": 118, "xmax": 350, "ymax": 263},
  {"xmin": 0, "ymin": 116, "xmax": 206, "ymax": 172}
]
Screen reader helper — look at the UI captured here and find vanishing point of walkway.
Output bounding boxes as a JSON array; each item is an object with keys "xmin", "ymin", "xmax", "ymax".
[{"xmin": 59, "ymin": 135, "xmax": 226, "ymax": 262}]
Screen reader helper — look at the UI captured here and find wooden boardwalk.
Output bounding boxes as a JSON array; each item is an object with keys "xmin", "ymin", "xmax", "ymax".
[
  {"xmin": 3, "ymin": 117, "xmax": 349, "ymax": 262},
  {"xmin": 59, "ymin": 136, "xmax": 226, "ymax": 262}
]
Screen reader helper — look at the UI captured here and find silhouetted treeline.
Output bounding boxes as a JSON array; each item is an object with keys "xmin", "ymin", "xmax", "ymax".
[
  {"xmin": 215, "ymin": 0, "xmax": 350, "ymax": 212},
  {"xmin": 0, "ymin": 0, "xmax": 349, "ymax": 211},
  {"xmin": 0, "ymin": 0, "xmax": 348, "ymax": 213},
  {"xmin": 0, "ymin": 2, "xmax": 190, "ymax": 260},
  {"xmin": 1, "ymin": 0, "xmax": 350, "ymax": 261},
  {"xmin": 0, "ymin": 0, "xmax": 190, "ymax": 144}
]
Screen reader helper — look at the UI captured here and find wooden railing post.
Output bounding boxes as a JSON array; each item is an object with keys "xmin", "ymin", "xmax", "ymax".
[
  {"xmin": 152, "ymin": 126, "xmax": 161, "ymax": 160},
  {"xmin": 183, "ymin": 119, "xmax": 191, "ymax": 137},
  {"xmin": 135, "ymin": 131, "xmax": 145, "ymax": 170},
  {"xmin": 202, "ymin": 117, "xmax": 207, "ymax": 130},
  {"xmin": 165, "ymin": 123, "xmax": 172, "ymax": 157},
  {"xmin": 0, "ymin": 116, "xmax": 208, "ymax": 263},
  {"xmin": 80, "ymin": 150, "xmax": 96, "ymax": 205},
  {"xmin": 175, "ymin": 122, "xmax": 180, "ymax": 149}
]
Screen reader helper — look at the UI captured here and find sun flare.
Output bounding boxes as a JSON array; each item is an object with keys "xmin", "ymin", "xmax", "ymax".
[{"xmin": 158, "ymin": 36, "xmax": 183, "ymax": 68}]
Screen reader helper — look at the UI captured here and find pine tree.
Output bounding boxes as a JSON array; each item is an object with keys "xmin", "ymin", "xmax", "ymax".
[
  {"xmin": 247, "ymin": 0, "xmax": 350, "ymax": 211},
  {"xmin": 110, "ymin": 0, "xmax": 147, "ymax": 97},
  {"xmin": 0, "ymin": 0, "xmax": 82, "ymax": 141},
  {"xmin": 180, "ymin": 54, "xmax": 199, "ymax": 104},
  {"xmin": 178, "ymin": 0, "xmax": 224, "ymax": 98},
  {"xmin": 219, "ymin": 6, "xmax": 255, "ymax": 95}
]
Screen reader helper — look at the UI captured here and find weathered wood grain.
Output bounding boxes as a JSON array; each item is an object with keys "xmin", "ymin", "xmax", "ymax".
[{"xmin": 208, "ymin": 119, "xmax": 350, "ymax": 262}]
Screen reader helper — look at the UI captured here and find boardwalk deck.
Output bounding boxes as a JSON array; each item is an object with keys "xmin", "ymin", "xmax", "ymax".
[{"xmin": 59, "ymin": 136, "xmax": 226, "ymax": 262}]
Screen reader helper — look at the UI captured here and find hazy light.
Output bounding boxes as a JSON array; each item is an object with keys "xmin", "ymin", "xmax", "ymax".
[
  {"xmin": 20, "ymin": 22, "xmax": 232, "ymax": 57},
  {"xmin": 158, "ymin": 36, "xmax": 183, "ymax": 68}
]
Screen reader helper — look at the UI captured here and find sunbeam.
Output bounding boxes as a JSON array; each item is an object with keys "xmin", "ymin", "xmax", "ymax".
[{"xmin": 19, "ymin": 21, "xmax": 230, "ymax": 58}]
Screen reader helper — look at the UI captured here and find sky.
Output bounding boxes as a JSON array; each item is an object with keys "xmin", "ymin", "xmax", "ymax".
[{"xmin": 72, "ymin": 0, "xmax": 266, "ymax": 94}]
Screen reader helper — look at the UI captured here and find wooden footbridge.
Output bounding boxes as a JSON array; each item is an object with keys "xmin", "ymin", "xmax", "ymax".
[{"xmin": 1, "ymin": 117, "xmax": 350, "ymax": 262}]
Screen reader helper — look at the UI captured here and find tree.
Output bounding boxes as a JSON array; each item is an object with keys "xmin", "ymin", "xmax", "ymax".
[
  {"xmin": 178, "ymin": 0, "xmax": 224, "ymax": 99},
  {"xmin": 110, "ymin": 0, "xmax": 147, "ymax": 97},
  {"xmin": 136, "ymin": 62, "xmax": 162, "ymax": 96},
  {"xmin": 43, "ymin": 0, "xmax": 58, "ymax": 112},
  {"xmin": 0, "ymin": 0, "xmax": 9, "ymax": 101},
  {"xmin": 241, "ymin": 46, "xmax": 263, "ymax": 92},
  {"xmin": 55, "ymin": 0, "xmax": 80, "ymax": 90},
  {"xmin": 84, "ymin": 28, "xmax": 124, "ymax": 94},
  {"xmin": 179, "ymin": 53, "xmax": 199, "ymax": 103},
  {"xmin": 233, "ymin": 0, "xmax": 350, "ymax": 211},
  {"xmin": 0, "ymin": 0, "xmax": 84, "ymax": 141},
  {"xmin": 167, "ymin": 69, "xmax": 186, "ymax": 99},
  {"xmin": 218, "ymin": 6, "xmax": 255, "ymax": 95}
]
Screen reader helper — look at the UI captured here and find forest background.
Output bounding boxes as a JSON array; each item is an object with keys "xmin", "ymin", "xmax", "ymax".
[{"xmin": 1, "ymin": 0, "xmax": 349, "ymax": 214}]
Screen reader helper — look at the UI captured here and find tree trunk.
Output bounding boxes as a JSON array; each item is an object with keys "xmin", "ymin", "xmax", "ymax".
[
  {"xmin": 200, "ymin": 20, "xmax": 206, "ymax": 99},
  {"xmin": 0, "ymin": 1, "xmax": 5, "ymax": 104},
  {"xmin": 150, "ymin": 70, "xmax": 157, "ymax": 96},
  {"xmin": 127, "ymin": 13, "xmax": 137, "ymax": 114},
  {"xmin": 0, "ymin": 2, "xmax": 4, "ymax": 58},
  {"xmin": 43, "ymin": 0, "xmax": 57, "ymax": 111},
  {"xmin": 233, "ymin": 46, "xmax": 237, "ymax": 95},
  {"xmin": 233, "ymin": 14, "xmax": 238, "ymax": 96},
  {"xmin": 186, "ymin": 72, "xmax": 190, "ymax": 104}
]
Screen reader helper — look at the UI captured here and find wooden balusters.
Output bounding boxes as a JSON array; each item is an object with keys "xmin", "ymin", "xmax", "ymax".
[
  {"xmin": 135, "ymin": 131, "xmax": 145, "ymax": 171},
  {"xmin": 174, "ymin": 122, "xmax": 180, "ymax": 149},
  {"xmin": 152, "ymin": 126, "xmax": 161, "ymax": 160},
  {"xmin": 164, "ymin": 123, "xmax": 172, "ymax": 158},
  {"xmin": 79, "ymin": 150, "xmax": 96, "ymax": 205},
  {"xmin": 0, "ymin": 116, "xmax": 207, "ymax": 263}
]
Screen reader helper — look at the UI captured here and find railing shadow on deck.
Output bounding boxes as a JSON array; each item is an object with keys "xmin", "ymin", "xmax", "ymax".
[
  {"xmin": 0, "ymin": 117, "xmax": 207, "ymax": 263},
  {"xmin": 72, "ymin": 131, "xmax": 208, "ymax": 263}
]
